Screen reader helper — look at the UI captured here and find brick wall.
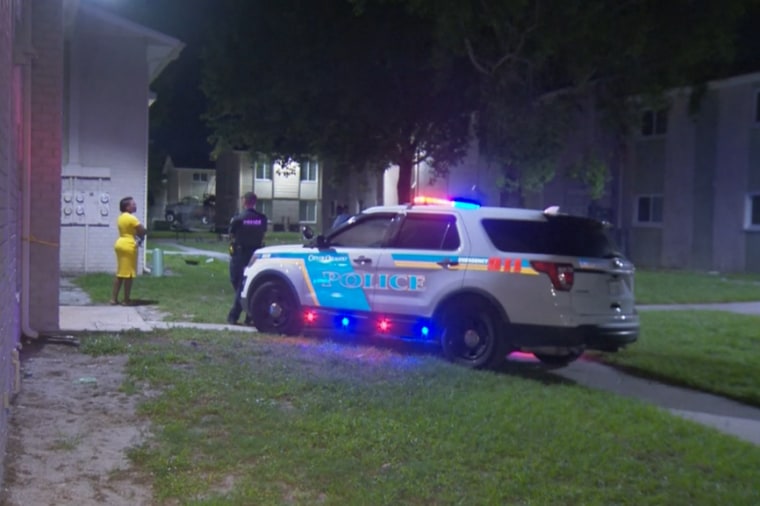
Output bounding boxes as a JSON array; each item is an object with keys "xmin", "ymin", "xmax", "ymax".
[
  {"xmin": 0, "ymin": 0, "xmax": 22, "ymax": 484},
  {"xmin": 29, "ymin": 0, "xmax": 63, "ymax": 331}
]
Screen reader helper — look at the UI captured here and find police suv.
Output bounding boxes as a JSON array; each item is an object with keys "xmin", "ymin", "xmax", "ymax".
[{"xmin": 239, "ymin": 196, "xmax": 639, "ymax": 369}]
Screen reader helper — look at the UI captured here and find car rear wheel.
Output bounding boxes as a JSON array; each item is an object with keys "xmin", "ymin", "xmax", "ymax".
[
  {"xmin": 438, "ymin": 298, "xmax": 507, "ymax": 369},
  {"xmin": 249, "ymin": 280, "xmax": 302, "ymax": 336},
  {"xmin": 533, "ymin": 349, "xmax": 583, "ymax": 367},
  {"xmin": 165, "ymin": 212, "xmax": 175, "ymax": 223}
]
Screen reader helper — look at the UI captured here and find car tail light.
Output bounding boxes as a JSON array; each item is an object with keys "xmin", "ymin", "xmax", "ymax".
[{"xmin": 530, "ymin": 261, "xmax": 574, "ymax": 291}]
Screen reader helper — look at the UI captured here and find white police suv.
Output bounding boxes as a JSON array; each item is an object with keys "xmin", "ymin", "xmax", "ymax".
[{"xmin": 239, "ymin": 196, "xmax": 639, "ymax": 369}]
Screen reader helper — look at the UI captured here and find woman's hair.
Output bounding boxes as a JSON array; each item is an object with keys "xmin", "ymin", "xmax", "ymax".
[{"xmin": 119, "ymin": 197, "xmax": 134, "ymax": 213}]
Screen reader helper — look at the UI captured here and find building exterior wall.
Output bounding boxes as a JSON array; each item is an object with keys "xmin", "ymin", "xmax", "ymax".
[
  {"xmin": 215, "ymin": 150, "xmax": 325, "ymax": 232},
  {"xmin": 712, "ymin": 81, "xmax": 753, "ymax": 272},
  {"xmin": 691, "ymin": 90, "xmax": 719, "ymax": 270},
  {"xmin": 661, "ymin": 93, "xmax": 697, "ymax": 269},
  {"xmin": 747, "ymin": 128, "xmax": 760, "ymax": 272},
  {"xmin": 60, "ymin": 7, "xmax": 151, "ymax": 274},
  {"xmin": 30, "ymin": 0, "xmax": 64, "ymax": 330},
  {"xmin": 0, "ymin": 0, "xmax": 23, "ymax": 482}
]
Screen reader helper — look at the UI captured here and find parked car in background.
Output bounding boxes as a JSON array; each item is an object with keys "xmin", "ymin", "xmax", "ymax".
[{"xmin": 164, "ymin": 195, "xmax": 215, "ymax": 226}]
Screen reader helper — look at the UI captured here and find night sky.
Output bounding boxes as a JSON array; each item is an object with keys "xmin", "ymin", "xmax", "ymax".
[{"xmin": 91, "ymin": 0, "xmax": 216, "ymax": 169}]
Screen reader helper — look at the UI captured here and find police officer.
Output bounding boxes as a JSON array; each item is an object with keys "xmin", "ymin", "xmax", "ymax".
[{"xmin": 227, "ymin": 192, "xmax": 268, "ymax": 325}]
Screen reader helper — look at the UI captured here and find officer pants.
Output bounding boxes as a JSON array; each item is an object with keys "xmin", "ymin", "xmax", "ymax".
[{"xmin": 227, "ymin": 254, "xmax": 247, "ymax": 322}]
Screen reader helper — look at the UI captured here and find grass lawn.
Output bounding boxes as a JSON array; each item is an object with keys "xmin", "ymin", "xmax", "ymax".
[
  {"xmin": 73, "ymin": 247, "xmax": 760, "ymax": 405},
  {"xmin": 147, "ymin": 230, "xmax": 304, "ymax": 255},
  {"xmin": 594, "ymin": 311, "xmax": 760, "ymax": 406},
  {"xmin": 75, "ymin": 252, "xmax": 233, "ymax": 322},
  {"xmin": 71, "ymin": 248, "xmax": 760, "ymax": 502},
  {"xmin": 635, "ymin": 269, "xmax": 760, "ymax": 304},
  {"xmin": 81, "ymin": 330, "xmax": 760, "ymax": 505}
]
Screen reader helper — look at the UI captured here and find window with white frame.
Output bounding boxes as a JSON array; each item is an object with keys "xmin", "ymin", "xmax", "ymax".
[
  {"xmin": 746, "ymin": 193, "xmax": 760, "ymax": 229},
  {"xmin": 640, "ymin": 108, "xmax": 668, "ymax": 136},
  {"xmin": 299, "ymin": 200, "xmax": 317, "ymax": 222},
  {"xmin": 193, "ymin": 172, "xmax": 208, "ymax": 182},
  {"xmin": 256, "ymin": 199, "xmax": 273, "ymax": 217},
  {"xmin": 300, "ymin": 159, "xmax": 318, "ymax": 181},
  {"xmin": 253, "ymin": 161, "xmax": 272, "ymax": 180},
  {"xmin": 635, "ymin": 194, "xmax": 663, "ymax": 224}
]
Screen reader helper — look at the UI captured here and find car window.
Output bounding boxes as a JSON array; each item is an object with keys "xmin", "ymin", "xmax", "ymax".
[
  {"xmin": 328, "ymin": 214, "xmax": 396, "ymax": 248},
  {"xmin": 391, "ymin": 213, "xmax": 460, "ymax": 250},
  {"xmin": 481, "ymin": 216, "xmax": 620, "ymax": 257}
]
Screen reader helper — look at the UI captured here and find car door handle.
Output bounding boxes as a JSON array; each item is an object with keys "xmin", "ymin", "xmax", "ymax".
[
  {"xmin": 436, "ymin": 258, "xmax": 459, "ymax": 268},
  {"xmin": 353, "ymin": 256, "xmax": 373, "ymax": 265}
]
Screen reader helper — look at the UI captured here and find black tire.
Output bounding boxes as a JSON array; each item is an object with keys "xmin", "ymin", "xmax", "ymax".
[
  {"xmin": 533, "ymin": 350, "xmax": 583, "ymax": 367},
  {"xmin": 165, "ymin": 212, "xmax": 175, "ymax": 223},
  {"xmin": 249, "ymin": 280, "xmax": 302, "ymax": 335},
  {"xmin": 437, "ymin": 298, "xmax": 507, "ymax": 369}
]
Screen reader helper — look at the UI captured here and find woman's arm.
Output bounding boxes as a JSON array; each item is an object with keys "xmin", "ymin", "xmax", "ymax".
[{"xmin": 136, "ymin": 223, "xmax": 146, "ymax": 238}]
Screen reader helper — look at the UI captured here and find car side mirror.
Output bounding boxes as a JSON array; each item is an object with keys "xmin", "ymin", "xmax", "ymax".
[
  {"xmin": 301, "ymin": 225, "xmax": 314, "ymax": 240},
  {"xmin": 315, "ymin": 235, "xmax": 328, "ymax": 249}
]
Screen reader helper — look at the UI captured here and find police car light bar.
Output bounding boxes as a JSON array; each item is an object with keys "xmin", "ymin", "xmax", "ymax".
[{"xmin": 412, "ymin": 195, "xmax": 480, "ymax": 210}]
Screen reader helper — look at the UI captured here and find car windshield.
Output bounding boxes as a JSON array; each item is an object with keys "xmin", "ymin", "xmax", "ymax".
[{"xmin": 481, "ymin": 216, "xmax": 622, "ymax": 258}]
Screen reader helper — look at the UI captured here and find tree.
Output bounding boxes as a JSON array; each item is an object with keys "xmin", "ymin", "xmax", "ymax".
[
  {"xmin": 388, "ymin": 0, "xmax": 753, "ymax": 202},
  {"xmin": 202, "ymin": 0, "xmax": 477, "ymax": 204}
]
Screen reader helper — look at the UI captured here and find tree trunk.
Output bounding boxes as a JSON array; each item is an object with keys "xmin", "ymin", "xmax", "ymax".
[{"xmin": 396, "ymin": 157, "xmax": 414, "ymax": 205}]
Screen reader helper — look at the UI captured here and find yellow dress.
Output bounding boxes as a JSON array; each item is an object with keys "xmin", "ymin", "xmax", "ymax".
[{"xmin": 114, "ymin": 212, "xmax": 140, "ymax": 278}]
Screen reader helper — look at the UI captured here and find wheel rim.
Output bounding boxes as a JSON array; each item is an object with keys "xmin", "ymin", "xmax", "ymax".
[
  {"xmin": 443, "ymin": 312, "xmax": 494, "ymax": 365},
  {"xmin": 260, "ymin": 287, "xmax": 293, "ymax": 329}
]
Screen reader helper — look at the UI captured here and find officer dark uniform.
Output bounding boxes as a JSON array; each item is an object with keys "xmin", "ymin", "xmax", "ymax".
[{"xmin": 227, "ymin": 192, "xmax": 268, "ymax": 325}]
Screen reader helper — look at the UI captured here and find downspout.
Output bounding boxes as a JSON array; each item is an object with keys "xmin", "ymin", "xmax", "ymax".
[{"xmin": 20, "ymin": 4, "xmax": 38, "ymax": 339}]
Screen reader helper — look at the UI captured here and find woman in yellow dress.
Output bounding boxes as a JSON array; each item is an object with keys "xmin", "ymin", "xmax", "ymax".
[{"xmin": 111, "ymin": 196, "xmax": 146, "ymax": 305}]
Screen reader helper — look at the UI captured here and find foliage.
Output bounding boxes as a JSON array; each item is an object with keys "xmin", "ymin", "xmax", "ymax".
[
  {"xmin": 202, "ymin": 0, "xmax": 477, "ymax": 204},
  {"xmin": 388, "ymin": 0, "xmax": 752, "ymax": 200},
  {"xmin": 567, "ymin": 151, "xmax": 611, "ymax": 200}
]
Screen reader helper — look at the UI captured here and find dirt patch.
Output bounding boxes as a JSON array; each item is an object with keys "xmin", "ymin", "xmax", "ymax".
[{"xmin": 1, "ymin": 339, "xmax": 154, "ymax": 505}]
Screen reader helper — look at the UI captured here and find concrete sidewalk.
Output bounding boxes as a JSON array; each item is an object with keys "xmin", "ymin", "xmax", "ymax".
[{"xmin": 58, "ymin": 305, "xmax": 253, "ymax": 333}]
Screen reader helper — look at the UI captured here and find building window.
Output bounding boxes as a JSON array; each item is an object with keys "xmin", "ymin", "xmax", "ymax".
[
  {"xmin": 635, "ymin": 194, "xmax": 663, "ymax": 224},
  {"xmin": 254, "ymin": 161, "xmax": 272, "ymax": 180},
  {"xmin": 193, "ymin": 173, "xmax": 208, "ymax": 182},
  {"xmin": 256, "ymin": 199, "xmax": 273, "ymax": 217},
  {"xmin": 300, "ymin": 159, "xmax": 318, "ymax": 181},
  {"xmin": 299, "ymin": 200, "xmax": 317, "ymax": 222},
  {"xmin": 746, "ymin": 194, "xmax": 760, "ymax": 230},
  {"xmin": 641, "ymin": 108, "xmax": 668, "ymax": 136}
]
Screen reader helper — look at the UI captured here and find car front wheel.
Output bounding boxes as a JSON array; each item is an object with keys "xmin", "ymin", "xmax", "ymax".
[
  {"xmin": 249, "ymin": 280, "xmax": 302, "ymax": 336},
  {"xmin": 437, "ymin": 299, "xmax": 507, "ymax": 369},
  {"xmin": 165, "ymin": 212, "xmax": 175, "ymax": 223}
]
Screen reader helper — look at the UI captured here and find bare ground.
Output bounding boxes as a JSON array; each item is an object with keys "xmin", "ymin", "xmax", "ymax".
[{"xmin": 0, "ymin": 339, "xmax": 154, "ymax": 506}]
